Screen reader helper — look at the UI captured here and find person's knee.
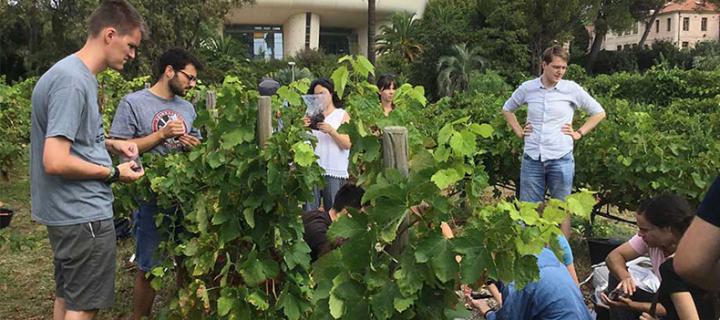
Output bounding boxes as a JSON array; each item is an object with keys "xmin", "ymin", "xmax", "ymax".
[{"xmin": 64, "ymin": 309, "xmax": 98, "ymax": 320}]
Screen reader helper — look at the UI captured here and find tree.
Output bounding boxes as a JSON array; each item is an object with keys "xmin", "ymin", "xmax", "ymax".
[
  {"xmin": 127, "ymin": 0, "xmax": 254, "ymax": 75},
  {"xmin": 633, "ymin": 0, "xmax": 671, "ymax": 48},
  {"xmin": 367, "ymin": 0, "xmax": 376, "ymax": 66},
  {"xmin": 584, "ymin": 0, "xmax": 636, "ymax": 72},
  {"xmin": 411, "ymin": 0, "xmax": 479, "ymax": 99},
  {"xmin": 436, "ymin": 43, "xmax": 486, "ymax": 97},
  {"xmin": 376, "ymin": 12, "xmax": 423, "ymax": 63},
  {"xmin": 521, "ymin": 0, "xmax": 583, "ymax": 75},
  {"xmin": 0, "ymin": 0, "xmax": 254, "ymax": 81}
]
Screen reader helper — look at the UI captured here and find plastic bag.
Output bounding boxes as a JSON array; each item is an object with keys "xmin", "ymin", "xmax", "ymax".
[
  {"xmin": 590, "ymin": 257, "xmax": 660, "ymax": 308},
  {"xmin": 302, "ymin": 94, "xmax": 327, "ymax": 130}
]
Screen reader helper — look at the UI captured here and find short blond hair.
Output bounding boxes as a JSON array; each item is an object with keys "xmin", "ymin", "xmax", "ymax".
[{"xmin": 542, "ymin": 46, "xmax": 569, "ymax": 64}]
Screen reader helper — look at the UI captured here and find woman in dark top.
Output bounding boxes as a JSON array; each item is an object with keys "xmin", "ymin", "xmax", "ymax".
[
  {"xmin": 640, "ymin": 257, "xmax": 719, "ymax": 320},
  {"xmin": 377, "ymin": 74, "xmax": 397, "ymax": 116}
]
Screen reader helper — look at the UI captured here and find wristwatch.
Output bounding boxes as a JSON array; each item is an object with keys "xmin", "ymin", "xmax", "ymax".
[{"xmin": 105, "ymin": 166, "xmax": 120, "ymax": 184}]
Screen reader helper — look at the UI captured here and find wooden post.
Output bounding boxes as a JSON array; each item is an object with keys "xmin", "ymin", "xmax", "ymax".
[
  {"xmin": 382, "ymin": 127, "xmax": 409, "ymax": 176},
  {"xmin": 203, "ymin": 91, "xmax": 217, "ymax": 138},
  {"xmin": 206, "ymin": 91, "xmax": 217, "ymax": 119},
  {"xmin": 257, "ymin": 96, "xmax": 272, "ymax": 146},
  {"xmin": 382, "ymin": 127, "xmax": 409, "ymax": 259}
]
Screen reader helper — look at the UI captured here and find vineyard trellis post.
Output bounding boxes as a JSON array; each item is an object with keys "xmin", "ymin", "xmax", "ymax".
[
  {"xmin": 382, "ymin": 126, "xmax": 410, "ymax": 258},
  {"xmin": 257, "ymin": 96, "xmax": 272, "ymax": 146}
]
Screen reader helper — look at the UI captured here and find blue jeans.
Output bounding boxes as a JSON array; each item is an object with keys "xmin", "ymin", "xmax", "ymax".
[
  {"xmin": 305, "ymin": 175, "xmax": 347, "ymax": 212},
  {"xmin": 519, "ymin": 152, "xmax": 574, "ymax": 203},
  {"xmin": 133, "ymin": 202, "xmax": 182, "ymax": 272}
]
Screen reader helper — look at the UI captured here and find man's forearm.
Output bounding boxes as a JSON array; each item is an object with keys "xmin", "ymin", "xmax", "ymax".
[
  {"xmin": 120, "ymin": 132, "xmax": 164, "ymax": 154},
  {"xmin": 502, "ymin": 111, "xmax": 524, "ymax": 138},
  {"xmin": 577, "ymin": 112, "xmax": 606, "ymax": 135},
  {"xmin": 46, "ymin": 137, "xmax": 112, "ymax": 180},
  {"xmin": 45, "ymin": 153, "xmax": 111, "ymax": 180}
]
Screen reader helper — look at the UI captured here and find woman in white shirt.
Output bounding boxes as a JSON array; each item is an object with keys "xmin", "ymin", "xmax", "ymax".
[{"xmin": 303, "ymin": 78, "xmax": 351, "ymax": 212}]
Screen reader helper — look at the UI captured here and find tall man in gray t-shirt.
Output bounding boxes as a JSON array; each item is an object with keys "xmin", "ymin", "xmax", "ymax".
[
  {"xmin": 30, "ymin": 1, "xmax": 146, "ymax": 319},
  {"xmin": 109, "ymin": 48, "xmax": 203, "ymax": 320}
]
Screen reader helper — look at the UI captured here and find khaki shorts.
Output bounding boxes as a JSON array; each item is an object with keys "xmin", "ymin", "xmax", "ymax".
[{"xmin": 47, "ymin": 218, "xmax": 116, "ymax": 311}]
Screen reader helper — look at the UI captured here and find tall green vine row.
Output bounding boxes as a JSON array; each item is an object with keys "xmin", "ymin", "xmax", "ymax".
[{"xmin": 113, "ymin": 57, "xmax": 595, "ymax": 319}]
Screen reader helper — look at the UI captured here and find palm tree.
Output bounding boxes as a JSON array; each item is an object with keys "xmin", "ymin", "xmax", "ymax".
[
  {"xmin": 436, "ymin": 43, "xmax": 486, "ymax": 97},
  {"xmin": 376, "ymin": 11, "xmax": 423, "ymax": 63}
]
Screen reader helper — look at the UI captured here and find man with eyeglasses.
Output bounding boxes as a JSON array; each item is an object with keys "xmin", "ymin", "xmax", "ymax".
[{"xmin": 109, "ymin": 48, "xmax": 203, "ymax": 320}]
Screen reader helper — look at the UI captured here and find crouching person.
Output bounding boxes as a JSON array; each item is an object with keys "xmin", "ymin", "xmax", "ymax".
[
  {"xmin": 464, "ymin": 248, "xmax": 592, "ymax": 319},
  {"xmin": 601, "ymin": 194, "xmax": 694, "ymax": 319},
  {"xmin": 303, "ymin": 184, "xmax": 364, "ymax": 262}
]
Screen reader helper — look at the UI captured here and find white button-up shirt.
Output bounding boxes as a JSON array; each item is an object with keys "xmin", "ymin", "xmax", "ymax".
[{"xmin": 503, "ymin": 78, "xmax": 604, "ymax": 161}]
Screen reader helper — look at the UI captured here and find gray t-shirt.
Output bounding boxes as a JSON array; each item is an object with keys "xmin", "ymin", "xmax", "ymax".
[
  {"xmin": 30, "ymin": 54, "xmax": 113, "ymax": 226},
  {"xmin": 109, "ymin": 89, "xmax": 199, "ymax": 155}
]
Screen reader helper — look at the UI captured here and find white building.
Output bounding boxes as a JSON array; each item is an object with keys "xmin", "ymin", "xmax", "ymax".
[
  {"xmin": 603, "ymin": 0, "xmax": 719, "ymax": 51},
  {"xmin": 223, "ymin": 0, "xmax": 428, "ymax": 59}
]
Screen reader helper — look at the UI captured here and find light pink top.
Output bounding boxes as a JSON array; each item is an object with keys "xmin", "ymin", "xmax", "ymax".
[{"xmin": 628, "ymin": 234, "xmax": 668, "ymax": 279}]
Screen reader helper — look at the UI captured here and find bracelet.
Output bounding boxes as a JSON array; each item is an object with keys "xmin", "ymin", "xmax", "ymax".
[{"xmin": 105, "ymin": 166, "xmax": 120, "ymax": 184}]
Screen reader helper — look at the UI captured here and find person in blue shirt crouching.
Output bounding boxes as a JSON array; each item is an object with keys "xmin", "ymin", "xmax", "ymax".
[{"xmin": 465, "ymin": 248, "xmax": 592, "ymax": 319}]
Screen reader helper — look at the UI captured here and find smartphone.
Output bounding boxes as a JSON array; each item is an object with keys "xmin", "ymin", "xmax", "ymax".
[{"xmin": 470, "ymin": 291, "xmax": 493, "ymax": 299}]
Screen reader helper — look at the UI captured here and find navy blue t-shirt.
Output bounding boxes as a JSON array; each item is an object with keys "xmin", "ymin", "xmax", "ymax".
[{"xmin": 697, "ymin": 176, "xmax": 720, "ymax": 227}]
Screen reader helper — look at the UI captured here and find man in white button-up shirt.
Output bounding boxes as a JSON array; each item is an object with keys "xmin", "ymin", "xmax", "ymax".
[{"xmin": 502, "ymin": 46, "xmax": 606, "ymax": 238}]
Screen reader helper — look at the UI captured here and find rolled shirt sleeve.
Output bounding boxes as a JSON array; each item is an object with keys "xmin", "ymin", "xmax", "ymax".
[
  {"xmin": 573, "ymin": 84, "xmax": 604, "ymax": 115},
  {"xmin": 502, "ymin": 84, "xmax": 527, "ymax": 113}
]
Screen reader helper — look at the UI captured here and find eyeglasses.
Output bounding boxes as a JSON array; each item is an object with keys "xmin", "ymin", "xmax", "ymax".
[{"xmin": 176, "ymin": 69, "xmax": 197, "ymax": 83}]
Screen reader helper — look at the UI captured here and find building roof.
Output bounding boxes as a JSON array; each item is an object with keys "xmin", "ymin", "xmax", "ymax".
[{"xmin": 660, "ymin": 0, "xmax": 718, "ymax": 14}]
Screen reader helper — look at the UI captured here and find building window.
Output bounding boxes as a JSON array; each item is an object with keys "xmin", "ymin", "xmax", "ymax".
[
  {"xmin": 667, "ymin": 18, "xmax": 671, "ymax": 31},
  {"xmin": 319, "ymin": 27, "xmax": 356, "ymax": 55},
  {"xmin": 305, "ymin": 12, "xmax": 312, "ymax": 49},
  {"xmin": 702, "ymin": 17, "xmax": 708, "ymax": 31},
  {"xmin": 624, "ymin": 44, "xmax": 631, "ymax": 50},
  {"xmin": 655, "ymin": 20, "xmax": 659, "ymax": 33},
  {"xmin": 225, "ymin": 25, "xmax": 284, "ymax": 60},
  {"xmin": 617, "ymin": 45, "xmax": 622, "ymax": 51},
  {"xmin": 682, "ymin": 41, "xmax": 689, "ymax": 48},
  {"xmin": 683, "ymin": 17, "xmax": 690, "ymax": 31}
]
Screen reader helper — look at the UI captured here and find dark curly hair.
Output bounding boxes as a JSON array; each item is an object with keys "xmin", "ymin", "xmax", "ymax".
[{"xmin": 153, "ymin": 48, "xmax": 204, "ymax": 83}]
